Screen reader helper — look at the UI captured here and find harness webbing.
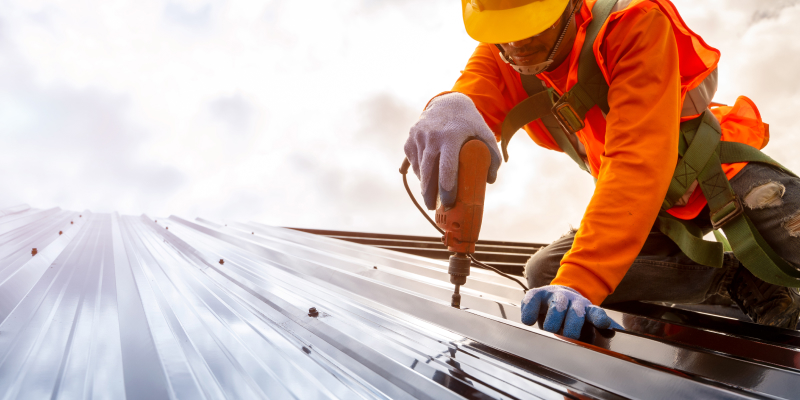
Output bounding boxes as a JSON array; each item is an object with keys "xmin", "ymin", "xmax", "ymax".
[
  {"xmin": 689, "ymin": 126, "xmax": 800, "ymax": 286},
  {"xmin": 498, "ymin": 0, "xmax": 800, "ymax": 287},
  {"xmin": 657, "ymin": 210, "xmax": 724, "ymax": 267},
  {"xmin": 718, "ymin": 141, "xmax": 793, "ymax": 172},
  {"xmin": 662, "ymin": 112, "xmax": 721, "ymax": 210},
  {"xmin": 570, "ymin": 0, "xmax": 615, "ymax": 115},
  {"xmin": 500, "ymin": 88, "xmax": 556, "ymax": 157},
  {"xmin": 500, "ymin": 85, "xmax": 590, "ymax": 171},
  {"xmin": 500, "ymin": 0, "xmax": 618, "ymax": 170}
]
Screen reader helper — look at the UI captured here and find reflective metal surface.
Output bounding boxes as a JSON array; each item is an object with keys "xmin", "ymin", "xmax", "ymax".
[
  {"xmin": 0, "ymin": 206, "xmax": 797, "ymax": 399},
  {"xmin": 292, "ymin": 228, "xmax": 544, "ymax": 275}
]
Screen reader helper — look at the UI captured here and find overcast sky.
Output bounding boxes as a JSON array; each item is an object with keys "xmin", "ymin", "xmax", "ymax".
[{"xmin": 2, "ymin": 0, "xmax": 800, "ymax": 243}]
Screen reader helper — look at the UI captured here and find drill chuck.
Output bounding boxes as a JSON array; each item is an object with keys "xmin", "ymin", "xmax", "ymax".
[{"xmin": 448, "ymin": 253, "xmax": 471, "ymax": 286}]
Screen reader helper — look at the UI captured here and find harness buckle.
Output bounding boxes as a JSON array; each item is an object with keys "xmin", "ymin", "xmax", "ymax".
[
  {"xmin": 552, "ymin": 97, "xmax": 585, "ymax": 134},
  {"xmin": 710, "ymin": 197, "xmax": 744, "ymax": 230}
]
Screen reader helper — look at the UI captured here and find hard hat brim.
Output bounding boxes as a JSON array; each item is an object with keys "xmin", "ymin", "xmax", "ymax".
[{"xmin": 462, "ymin": 0, "xmax": 570, "ymax": 44}]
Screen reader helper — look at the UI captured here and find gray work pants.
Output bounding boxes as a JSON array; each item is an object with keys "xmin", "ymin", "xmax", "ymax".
[{"xmin": 525, "ymin": 163, "xmax": 800, "ymax": 305}]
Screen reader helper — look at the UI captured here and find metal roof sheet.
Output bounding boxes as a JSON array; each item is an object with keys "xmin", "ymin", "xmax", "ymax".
[{"xmin": 1, "ymin": 205, "xmax": 799, "ymax": 399}]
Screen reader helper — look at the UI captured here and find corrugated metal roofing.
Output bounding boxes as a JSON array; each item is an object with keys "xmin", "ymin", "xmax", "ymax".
[
  {"xmin": 290, "ymin": 228, "xmax": 544, "ymax": 275},
  {"xmin": 1, "ymin": 204, "xmax": 799, "ymax": 399}
]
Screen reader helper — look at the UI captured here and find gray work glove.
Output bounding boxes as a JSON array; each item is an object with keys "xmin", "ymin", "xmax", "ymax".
[
  {"xmin": 403, "ymin": 92, "xmax": 502, "ymax": 210},
  {"xmin": 521, "ymin": 285, "xmax": 624, "ymax": 340}
]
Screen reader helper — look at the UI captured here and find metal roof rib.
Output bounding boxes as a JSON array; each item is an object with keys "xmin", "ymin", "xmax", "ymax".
[
  {"xmin": 0, "ymin": 206, "xmax": 798, "ymax": 399},
  {"xmin": 0, "ymin": 204, "xmax": 31, "ymax": 219}
]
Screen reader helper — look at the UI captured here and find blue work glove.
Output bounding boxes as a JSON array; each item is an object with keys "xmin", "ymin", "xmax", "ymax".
[
  {"xmin": 403, "ymin": 92, "xmax": 502, "ymax": 210},
  {"xmin": 521, "ymin": 285, "xmax": 624, "ymax": 339}
]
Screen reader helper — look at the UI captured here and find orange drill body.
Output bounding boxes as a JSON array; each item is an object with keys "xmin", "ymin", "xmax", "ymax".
[
  {"xmin": 434, "ymin": 140, "xmax": 491, "ymax": 308},
  {"xmin": 435, "ymin": 140, "xmax": 491, "ymax": 254}
]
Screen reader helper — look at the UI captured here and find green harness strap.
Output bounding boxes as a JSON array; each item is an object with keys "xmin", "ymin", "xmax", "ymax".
[
  {"xmin": 713, "ymin": 230, "xmax": 733, "ymax": 252},
  {"xmin": 703, "ymin": 158, "xmax": 800, "ymax": 285},
  {"xmin": 656, "ymin": 209, "xmax": 724, "ymax": 268},
  {"xmin": 498, "ymin": 0, "xmax": 800, "ymax": 286},
  {"xmin": 500, "ymin": 84, "xmax": 591, "ymax": 172},
  {"xmin": 661, "ymin": 112, "xmax": 720, "ymax": 210},
  {"xmin": 553, "ymin": 0, "xmax": 615, "ymax": 119},
  {"xmin": 658, "ymin": 116, "xmax": 800, "ymax": 286},
  {"xmin": 657, "ymin": 111, "xmax": 800, "ymax": 286},
  {"xmin": 718, "ymin": 141, "xmax": 796, "ymax": 175},
  {"xmin": 500, "ymin": 0, "xmax": 618, "ymax": 172},
  {"xmin": 655, "ymin": 112, "xmax": 726, "ymax": 268},
  {"xmin": 689, "ymin": 130, "xmax": 800, "ymax": 286}
]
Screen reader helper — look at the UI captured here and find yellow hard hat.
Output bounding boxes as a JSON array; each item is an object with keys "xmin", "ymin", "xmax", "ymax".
[{"xmin": 461, "ymin": 0, "xmax": 570, "ymax": 44}]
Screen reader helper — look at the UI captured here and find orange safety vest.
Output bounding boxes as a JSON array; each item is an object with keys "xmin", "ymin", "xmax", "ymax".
[
  {"xmin": 451, "ymin": 0, "xmax": 772, "ymax": 304},
  {"xmin": 525, "ymin": 0, "xmax": 768, "ymax": 219}
]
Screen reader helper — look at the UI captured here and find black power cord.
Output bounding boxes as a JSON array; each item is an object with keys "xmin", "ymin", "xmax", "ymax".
[
  {"xmin": 400, "ymin": 159, "xmax": 443, "ymax": 235},
  {"xmin": 468, "ymin": 254, "xmax": 529, "ymax": 292},
  {"xmin": 400, "ymin": 159, "xmax": 529, "ymax": 292}
]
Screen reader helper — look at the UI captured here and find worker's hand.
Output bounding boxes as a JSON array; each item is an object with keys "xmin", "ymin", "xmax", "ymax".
[
  {"xmin": 520, "ymin": 285, "xmax": 624, "ymax": 339},
  {"xmin": 404, "ymin": 92, "xmax": 502, "ymax": 210}
]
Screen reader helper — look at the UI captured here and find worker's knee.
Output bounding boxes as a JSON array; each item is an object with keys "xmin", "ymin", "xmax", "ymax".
[
  {"xmin": 525, "ymin": 251, "xmax": 560, "ymax": 289},
  {"xmin": 525, "ymin": 232, "xmax": 574, "ymax": 289},
  {"xmin": 525, "ymin": 228, "xmax": 577, "ymax": 288}
]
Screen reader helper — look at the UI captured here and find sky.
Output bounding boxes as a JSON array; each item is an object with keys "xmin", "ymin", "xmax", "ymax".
[{"xmin": 1, "ymin": 0, "xmax": 800, "ymax": 243}]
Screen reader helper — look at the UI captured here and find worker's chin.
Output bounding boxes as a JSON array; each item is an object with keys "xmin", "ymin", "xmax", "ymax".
[{"xmin": 511, "ymin": 54, "xmax": 548, "ymax": 66}]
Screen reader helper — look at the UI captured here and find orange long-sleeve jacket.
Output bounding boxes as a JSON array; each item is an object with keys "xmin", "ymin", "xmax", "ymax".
[{"xmin": 451, "ymin": 0, "xmax": 769, "ymax": 304}]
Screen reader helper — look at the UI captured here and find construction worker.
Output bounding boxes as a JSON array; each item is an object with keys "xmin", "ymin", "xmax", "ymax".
[{"xmin": 404, "ymin": 0, "xmax": 800, "ymax": 338}]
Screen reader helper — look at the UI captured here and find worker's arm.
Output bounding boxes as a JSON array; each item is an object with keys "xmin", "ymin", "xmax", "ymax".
[{"xmin": 550, "ymin": 5, "xmax": 682, "ymax": 305}]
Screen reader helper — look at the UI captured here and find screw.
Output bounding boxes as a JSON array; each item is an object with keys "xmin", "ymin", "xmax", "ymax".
[
  {"xmin": 59, "ymin": 231, "xmax": 62, "ymax": 235},
  {"xmin": 166, "ymin": 227, "xmax": 168, "ymax": 230},
  {"xmin": 219, "ymin": 259, "xmax": 224, "ymax": 265},
  {"xmin": 251, "ymin": 232, "xmax": 254, "ymax": 234},
  {"xmin": 32, "ymin": 248, "xmax": 37, "ymax": 256},
  {"xmin": 71, "ymin": 221, "xmax": 73, "ymax": 225},
  {"xmin": 373, "ymin": 266, "xmax": 377, "ymax": 269},
  {"xmin": 79, "ymin": 215, "xmax": 82, "ymax": 218},
  {"xmin": 308, "ymin": 307, "xmax": 319, "ymax": 317}
]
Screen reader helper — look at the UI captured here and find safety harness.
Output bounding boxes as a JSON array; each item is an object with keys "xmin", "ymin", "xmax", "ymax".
[{"xmin": 500, "ymin": 0, "xmax": 800, "ymax": 287}]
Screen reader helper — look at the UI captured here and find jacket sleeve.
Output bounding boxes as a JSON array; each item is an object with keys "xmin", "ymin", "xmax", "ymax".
[
  {"xmin": 451, "ymin": 43, "xmax": 530, "ymax": 137},
  {"xmin": 550, "ymin": 6, "xmax": 682, "ymax": 305}
]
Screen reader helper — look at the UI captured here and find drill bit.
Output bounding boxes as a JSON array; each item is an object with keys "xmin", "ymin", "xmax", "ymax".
[
  {"xmin": 448, "ymin": 253, "xmax": 471, "ymax": 309},
  {"xmin": 451, "ymin": 284, "xmax": 462, "ymax": 308}
]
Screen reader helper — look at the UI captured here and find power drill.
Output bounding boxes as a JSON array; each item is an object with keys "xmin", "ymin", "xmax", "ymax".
[
  {"xmin": 435, "ymin": 139, "xmax": 491, "ymax": 308},
  {"xmin": 398, "ymin": 139, "xmax": 491, "ymax": 309},
  {"xmin": 402, "ymin": 140, "xmax": 529, "ymax": 308}
]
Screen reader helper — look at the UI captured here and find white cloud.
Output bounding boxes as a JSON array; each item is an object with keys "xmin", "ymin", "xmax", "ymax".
[
  {"xmin": 163, "ymin": 1, "xmax": 212, "ymax": 29},
  {"xmin": 673, "ymin": 0, "xmax": 800, "ymax": 168},
  {"xmin": 207, "ymin": 93, "xmax": 256, "ymax": 134},
  {"xmin": 1, "ymin": 0, "xmax": 799, "ymax": 244}
]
